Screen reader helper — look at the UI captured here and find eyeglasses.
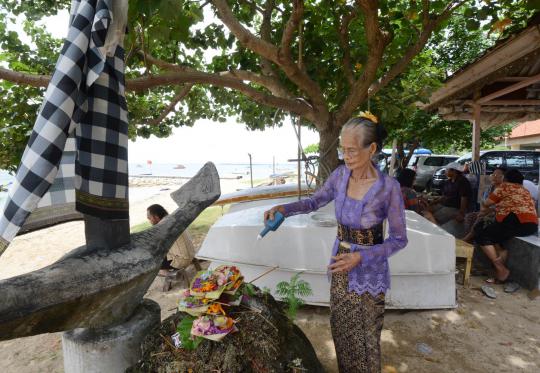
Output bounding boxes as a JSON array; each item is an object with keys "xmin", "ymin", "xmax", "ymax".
[{"xmin": 338, "ymin": 146, "xmax": 366, "ymax": 157}]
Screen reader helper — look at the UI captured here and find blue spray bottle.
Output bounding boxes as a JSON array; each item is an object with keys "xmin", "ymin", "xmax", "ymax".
[{"xmin": 258, "ymin": 211, "xmax": 285, "ymax": 240}]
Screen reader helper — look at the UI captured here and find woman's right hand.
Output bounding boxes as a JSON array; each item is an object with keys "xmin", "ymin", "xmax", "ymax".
[{"xmin": 264, "ymin": 205, "xmax": 285, "ymax": 222}]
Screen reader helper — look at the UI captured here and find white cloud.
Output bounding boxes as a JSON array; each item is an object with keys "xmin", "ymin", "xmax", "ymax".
[{"xmin": 128, "ymin": 118, "xmax": 320, "ymax": 164}]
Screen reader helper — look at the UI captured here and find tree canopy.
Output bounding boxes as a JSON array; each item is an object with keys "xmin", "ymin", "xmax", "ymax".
[{"xmin": 0, "ymin": 0, "xmax": 537, "ymax": 173}]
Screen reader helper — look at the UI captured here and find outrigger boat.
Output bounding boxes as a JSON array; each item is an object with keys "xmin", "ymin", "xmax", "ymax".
[{"xmin": 198, "ymin": 184, "xmax": 457, "ymax": 309}]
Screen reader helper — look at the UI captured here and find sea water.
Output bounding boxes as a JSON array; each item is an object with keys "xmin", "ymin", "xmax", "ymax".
[{"xmin": 0, "ymin": 162, "xmax": 300, "ymax": 208}]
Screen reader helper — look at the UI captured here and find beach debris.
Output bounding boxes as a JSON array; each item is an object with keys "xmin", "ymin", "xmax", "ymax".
[{"xmin": 416, "ymin": 342, "xmax": 433, "ymax": 355}]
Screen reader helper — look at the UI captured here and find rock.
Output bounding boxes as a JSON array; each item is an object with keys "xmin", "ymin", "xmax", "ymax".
[{"xmin": 127, "ymin": 287, "xmax": 324, "ymax": 373}]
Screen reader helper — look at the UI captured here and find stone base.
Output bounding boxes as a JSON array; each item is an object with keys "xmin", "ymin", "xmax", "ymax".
[{"xmin": 62, "ymin": 299, "xmax": 161, "ymax": 373}]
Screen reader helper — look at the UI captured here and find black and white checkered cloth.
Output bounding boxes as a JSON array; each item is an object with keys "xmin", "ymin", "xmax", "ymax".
[
  {"xmin": 468, "ymin": 160, "xmax": 486, "ymax": 175},
  {"xmin": 0, "ymin": 0, "xmax": 128, "ymax": 254}
]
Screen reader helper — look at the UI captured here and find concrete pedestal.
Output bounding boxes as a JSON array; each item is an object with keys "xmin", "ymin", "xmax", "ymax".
[{"xmin": 62, "ymin": 299, "xmax": 160, "ymax": 373}]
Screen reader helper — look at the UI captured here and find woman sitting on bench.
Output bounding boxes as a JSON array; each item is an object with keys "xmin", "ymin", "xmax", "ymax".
[{"xmin": 474, "ymin": 169, "xmax": 538, "ymax": 283}]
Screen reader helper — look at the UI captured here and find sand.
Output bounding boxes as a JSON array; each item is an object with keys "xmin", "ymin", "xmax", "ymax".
[{"xmin": 0, "ymin": 177, "xmax": 539, "ymax": 372}]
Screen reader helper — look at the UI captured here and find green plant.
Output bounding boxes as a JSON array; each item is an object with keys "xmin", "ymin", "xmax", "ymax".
[{"xmin": 275, "ymin": 273, "xmax": 313, "ymax": 321}]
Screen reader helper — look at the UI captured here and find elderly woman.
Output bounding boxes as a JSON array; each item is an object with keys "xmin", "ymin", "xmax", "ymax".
[
  {"xmin": 264, "ymin": 113, "xmax": 407, "ymax": 372},
  {"xmin": 474, "ymin": 169, "xmax": 538, "ymax": 282}
]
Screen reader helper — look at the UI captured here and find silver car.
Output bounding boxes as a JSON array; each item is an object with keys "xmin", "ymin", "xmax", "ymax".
[{"xmin": 409, "ymin": 155, "xmax": 458, "ymax": 191}]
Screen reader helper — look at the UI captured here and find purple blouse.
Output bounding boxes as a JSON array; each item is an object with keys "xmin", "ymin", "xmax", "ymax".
[{"xmin": 282, "ymin": 164, "xmax": 408, "ymax": 296}]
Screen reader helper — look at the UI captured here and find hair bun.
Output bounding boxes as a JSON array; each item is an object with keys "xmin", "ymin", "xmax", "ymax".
[{"xmin": 358, "ymin": 111, "xmax": 378, "ymax": 123}]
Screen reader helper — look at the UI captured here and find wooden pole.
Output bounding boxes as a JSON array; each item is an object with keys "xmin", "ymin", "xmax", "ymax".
[
  {"xmin": 472, "ymin": 102, "xmax": 482, "ymax": 162},
  {"xmin": 389, "ymin": 139, "xmax": 398, "ymax": 177},
  {"xmin": 297, "ymin": 117, "xmax": 302, "ymax": 201},
  {"xmin": 248, "ymin": 153, "xmax": 253, "ymax": 188}
]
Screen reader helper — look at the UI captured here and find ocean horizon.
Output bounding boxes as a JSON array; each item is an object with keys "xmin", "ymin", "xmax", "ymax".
[{"xmin": 0, "ymin": 161, "xmax": 303, "ymax": 208}]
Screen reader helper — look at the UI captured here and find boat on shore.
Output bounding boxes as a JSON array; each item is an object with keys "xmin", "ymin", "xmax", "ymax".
[{"xmin": 198, "ymin": 185, "xmax": 457, "ymax": 309}]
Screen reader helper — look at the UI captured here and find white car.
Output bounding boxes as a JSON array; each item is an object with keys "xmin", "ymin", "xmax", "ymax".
[{"xmin": 409, "ymin": 155, "xmax": 458, "ymax": 191}]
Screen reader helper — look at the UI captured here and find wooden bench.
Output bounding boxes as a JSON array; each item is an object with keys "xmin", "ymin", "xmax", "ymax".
[{"xmin": 455, "ymin": 239, "xmax": 474, "ymax": 287}]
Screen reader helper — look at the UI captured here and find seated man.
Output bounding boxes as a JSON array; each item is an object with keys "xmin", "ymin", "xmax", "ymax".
[
  {"xmin": 396, "ymin": 168, "xmax": 436, "ymax": 223},
  {"xmin": 430, "ymin": 164, "xmax": 472, "ymax": 230},
  {"xmin": 147, "ymin": 204, "xmax": 196, "ymax": 276}
]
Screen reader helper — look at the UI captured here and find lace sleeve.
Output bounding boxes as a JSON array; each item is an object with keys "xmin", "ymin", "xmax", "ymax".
[
  {"xmin": 353, "ymin": 179, "xmax": 408, "ymax": 265},
  {"xmin": 282, "ymin": 167, "xmax": 341, "ymax": 217}
]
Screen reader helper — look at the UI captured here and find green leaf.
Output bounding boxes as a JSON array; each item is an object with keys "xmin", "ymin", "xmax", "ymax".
[
  {"xmin": 466, "ymin": 19, "xmax": 481, "ymax": 31},
  {"xmin": 176, "ymin": 315, "xmax": 203, "ymax": 350},
  {"xmin": 526, "ymin": 0, "xmax": 540, "ymax": 10}
]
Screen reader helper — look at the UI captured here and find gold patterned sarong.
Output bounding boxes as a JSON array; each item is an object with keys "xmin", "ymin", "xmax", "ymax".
[{"xmin": 331, "ymin": 225, "xmax": 385, "ymax": 373}]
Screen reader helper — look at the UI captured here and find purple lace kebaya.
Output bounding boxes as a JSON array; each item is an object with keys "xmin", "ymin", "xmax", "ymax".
[{"xmin": 282, "ymin": 164, "xmax": 408, "ymax": 296}]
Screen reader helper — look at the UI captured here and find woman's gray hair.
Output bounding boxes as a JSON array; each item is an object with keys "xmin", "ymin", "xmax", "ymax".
[{"xmin": 340, "ymin": 117, "xmax": 387, "ymax": 152}]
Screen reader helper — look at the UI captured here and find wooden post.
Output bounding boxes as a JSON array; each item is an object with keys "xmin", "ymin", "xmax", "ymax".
[
  {"xmin": 297, "ymin": 118, "xmax": 302, "ymax": 201},
  {"xmin": 248, "ymin": 153, "xmax": 253, "ymax": 188},
  {"xmin": 472, "ymin": 99, "xmax": 482, "ymax": 161},
  {"xmin": 389, "ymin": 139, "xmax": 398, "ymax": 177}
]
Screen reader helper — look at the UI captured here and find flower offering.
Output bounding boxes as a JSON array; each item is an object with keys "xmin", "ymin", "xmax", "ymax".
[
  {"xmin": 191, "ymin": 315, "xmax": 236, "ymax": 341},
  {"xmin": 190, "ymin": 270, "xmax": 227, "ymax": 299}
]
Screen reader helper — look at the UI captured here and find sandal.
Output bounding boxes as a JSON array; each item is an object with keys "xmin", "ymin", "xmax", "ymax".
[
  {"xmin": 504, "ymin": 282, "xmax": 520, "ymax": 293},
  {"xmin": 485, "ymin": 277, "xmax": 505, "ymax": 285},
  {"xmin": 481, "ymin": 285, "xmax": 497, "ymax": 299}
]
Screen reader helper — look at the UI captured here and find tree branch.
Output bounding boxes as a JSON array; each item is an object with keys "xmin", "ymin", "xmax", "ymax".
[
  {"xmin": 139, "ymin": 51, "xmax": 292, "ymax": 99},
  {"xmin": 0, "ymin": 64, "xmax": 314, "ymax": 123},
  {"xmin": 338, "ymin": 7, "xmax": 359, "ymax": 87},
  {"xmin": 260, "ymin": 0, "xmax": 278, "ymax": 78},
  {"xmin": 211, "ymin": 0, "xmax": 279, "ymax": 62},
  {"xmin": 369, "ymin": 0, "xmax": 469, "ymax": 97},
  {"xmin": 335, "ymin": 0, "xmax": 388, "ymax": 126},
  {"xmin": 220, "ymin": 69, "xmax": 292, "ymax": 98},
  {"xmin": 280, "ymin": 0, "xmax": 304, "ymax": 65},
  {"xmin": 0, "ymin": 67, "xmax": 49, "ymax": 88},
  {"xmin": 148, "ymin": 84, "xmax": 193, "ymax": 126},
  {"xmin": 212, "ymin": 0, "xmax": 330, "ymax": 125},
  {"xmin": 127, "ymin": 71, "xmax": 316, "ymax": 122}
]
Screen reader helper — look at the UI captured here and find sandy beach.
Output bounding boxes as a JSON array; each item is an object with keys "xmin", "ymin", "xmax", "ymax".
[{"xmin": 0, "ymin": 177, "xmax": 539, "ymax": 372}]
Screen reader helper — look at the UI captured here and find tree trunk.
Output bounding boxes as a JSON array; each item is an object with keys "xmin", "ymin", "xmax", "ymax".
[{"xmin": 318, "ymin": 124, "xmax": 341, "ymax": 183}]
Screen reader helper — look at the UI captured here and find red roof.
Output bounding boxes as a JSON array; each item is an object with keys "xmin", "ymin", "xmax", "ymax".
[{"xmin": 510, "ymin": 120, "xmax": 540, "ymax": 139}]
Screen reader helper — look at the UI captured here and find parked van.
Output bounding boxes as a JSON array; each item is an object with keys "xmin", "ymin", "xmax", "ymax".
[
  {"xmin": 409, "ymin": 155, "xmax": 458, "ymax": 191},
  {"xmin": 431, "ymin": 150, "xmax": 540, "ymax": 194}
]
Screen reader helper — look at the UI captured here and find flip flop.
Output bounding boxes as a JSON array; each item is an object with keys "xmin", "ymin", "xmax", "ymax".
[
  {"xmin": 504, "ymin": 282, "xmax": 520, "ymax": 293},
  {"xmin": 481, "ymin": 285, "xmax": 497, "ymax": 299},
  {"xmin": 485, "ymin": 277, "xmax": 505, "ymax": 284}
]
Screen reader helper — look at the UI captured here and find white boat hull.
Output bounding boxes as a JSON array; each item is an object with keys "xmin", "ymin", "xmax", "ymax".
[{"xmin": 198, "ymin": 197, "xmax": 457, "ymax": 309}]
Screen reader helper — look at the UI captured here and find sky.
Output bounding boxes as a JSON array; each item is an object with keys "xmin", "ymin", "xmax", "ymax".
[{"xmin": 13, "ymin": 9, "xmax": 320, "ymax": 165}]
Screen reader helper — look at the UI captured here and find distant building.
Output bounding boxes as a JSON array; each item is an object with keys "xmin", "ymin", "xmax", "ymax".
[{"xmin": 506, "ymin": 120, "xmax": 540, "ymax": 150}]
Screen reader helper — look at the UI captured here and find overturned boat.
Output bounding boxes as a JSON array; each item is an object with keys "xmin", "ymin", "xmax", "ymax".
[{"xmin": 198, "ymin": 187, "xmax": 457, "ymax": 309}]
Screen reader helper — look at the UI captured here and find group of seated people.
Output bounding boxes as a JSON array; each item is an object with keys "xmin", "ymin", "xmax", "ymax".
[{"xmin": 398, "ymin": 163, "xmax": 538, "ymax": 285}]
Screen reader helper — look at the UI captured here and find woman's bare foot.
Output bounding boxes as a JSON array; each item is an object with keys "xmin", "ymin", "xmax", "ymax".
[{"xmin": 493, "ymin": 257, "xmax": 510, "ymax": 282}]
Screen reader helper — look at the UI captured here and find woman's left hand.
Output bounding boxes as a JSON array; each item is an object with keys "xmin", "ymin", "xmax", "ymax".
[{"xmin": 328, "ymin": 252, "xmax": 362, "ymax": 273}]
